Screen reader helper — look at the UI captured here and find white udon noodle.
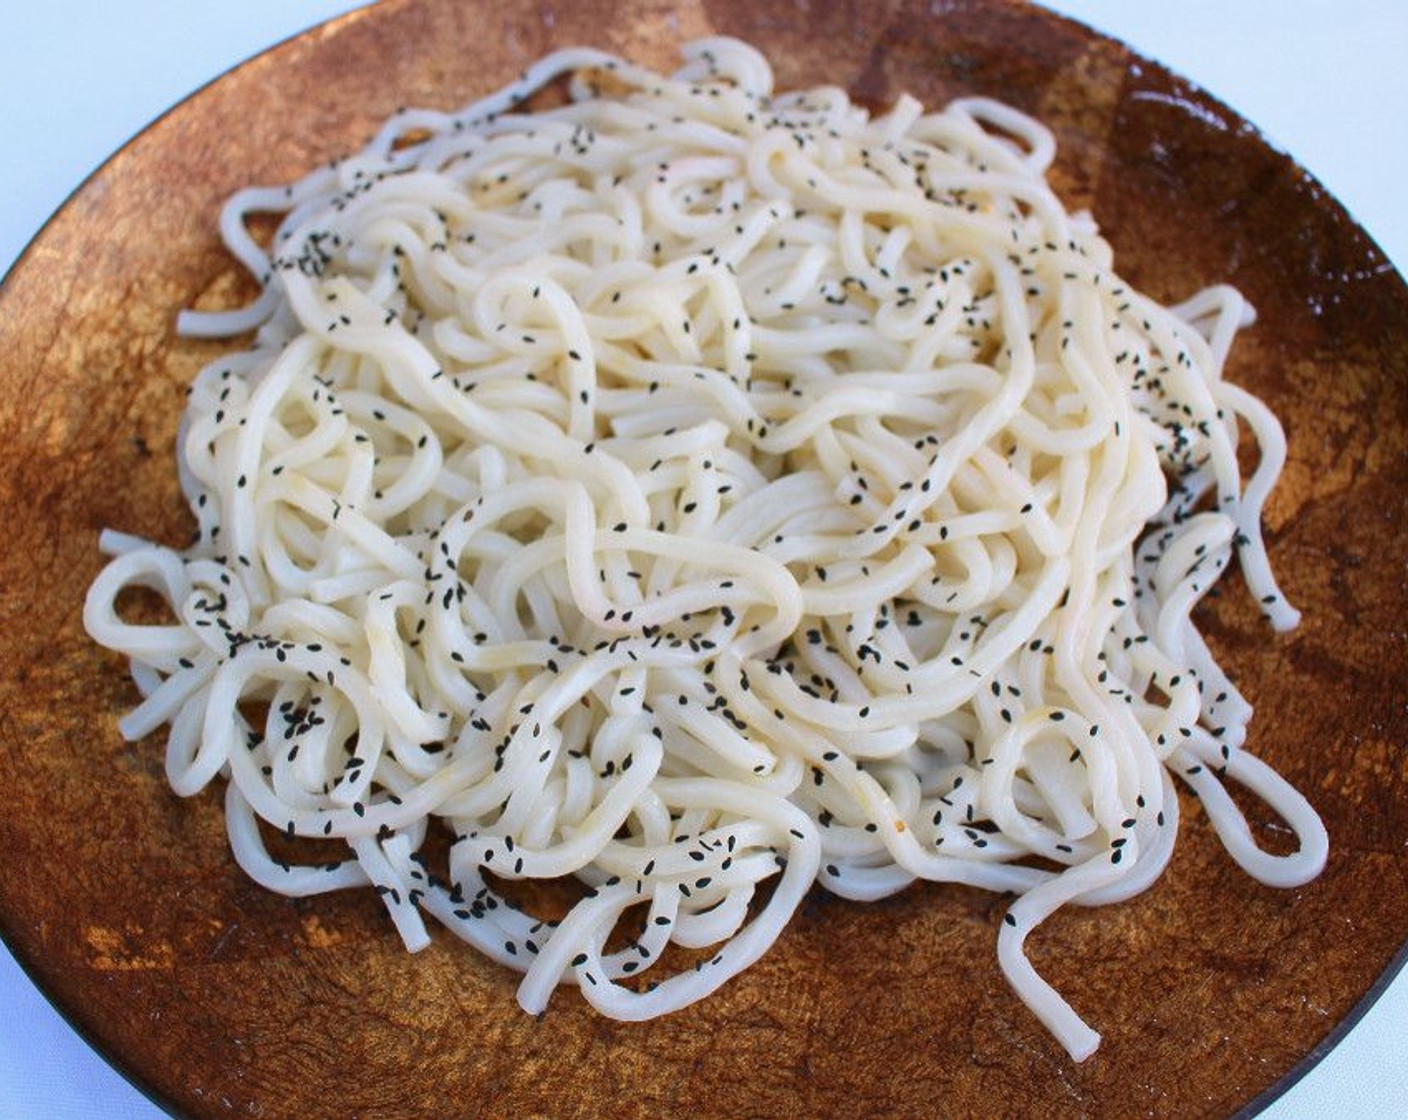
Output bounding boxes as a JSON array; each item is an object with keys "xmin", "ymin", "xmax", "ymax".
[{"xmin": 84, "ymin": 38, "xmax": 1328, "ymax": 1059}]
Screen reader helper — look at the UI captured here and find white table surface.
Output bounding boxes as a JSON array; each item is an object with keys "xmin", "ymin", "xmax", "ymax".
[{"xmin": 2, "ymin": 2, "xmax": 1404, "ymax": 1116}]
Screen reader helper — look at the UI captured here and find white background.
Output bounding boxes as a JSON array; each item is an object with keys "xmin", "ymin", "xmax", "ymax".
[{"xmin": 2, "ymin": 2, "xmax": 1405, "ymax": 1116}]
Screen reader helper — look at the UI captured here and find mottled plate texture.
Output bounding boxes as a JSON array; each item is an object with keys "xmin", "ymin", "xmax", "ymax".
[{"xmin": 1, "ymin": 2, "xmax": 1406, "ymax": 1117}]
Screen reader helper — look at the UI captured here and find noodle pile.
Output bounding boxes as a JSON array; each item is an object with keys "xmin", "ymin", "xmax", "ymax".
[{"xmin": 84, "ymin": 38, "xmax": 1327, "ymax": 1059}]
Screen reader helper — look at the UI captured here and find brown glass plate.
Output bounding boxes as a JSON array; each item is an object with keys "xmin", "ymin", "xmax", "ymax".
[{"xmin": 2, "ymin": 2, "xmax": 1406, "ymax": 1117}]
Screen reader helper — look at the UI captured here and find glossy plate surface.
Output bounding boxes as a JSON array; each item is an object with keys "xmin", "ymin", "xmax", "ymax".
[{"xmin": 1, "ymin": 2, "xmax": 1405, "ymax": 1116}]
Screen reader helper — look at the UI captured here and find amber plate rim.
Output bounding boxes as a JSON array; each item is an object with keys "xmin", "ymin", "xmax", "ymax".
[{"xmin": 1, "ymin": 3, "xmax": 1404, "ymax": 1117}]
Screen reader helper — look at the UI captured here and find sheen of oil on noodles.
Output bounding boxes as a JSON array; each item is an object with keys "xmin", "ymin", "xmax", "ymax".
[{"xmin": 84, "ymin": 38, "xmax": 1327, "ymax": 1059}]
